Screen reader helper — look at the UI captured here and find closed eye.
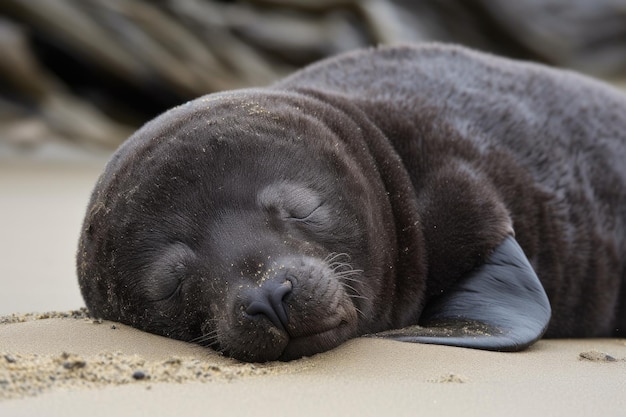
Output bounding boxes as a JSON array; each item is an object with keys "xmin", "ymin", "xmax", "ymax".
[
  {"xmin": 155, "ymin": 280, "xmax": 183, "ymax": 302},
  {"xmin": 288, "ymin": 201, "xmax": 323, "ymax": 221},
  {"xmin": 258, "ymin": 182, "xmax": 324, "ymax": 222},
  {"xmin": 144, "ymin": 243, "xmax": 195, "ymax": 302},
  {"xmin": 147, "ymin": 262, "xmax": 185, "ymax": 302}
]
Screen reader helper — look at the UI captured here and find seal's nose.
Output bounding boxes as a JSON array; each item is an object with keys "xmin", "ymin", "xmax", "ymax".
[{"xmin": 244, "ymin": 279, "xmax": 293, "ymax": 331}]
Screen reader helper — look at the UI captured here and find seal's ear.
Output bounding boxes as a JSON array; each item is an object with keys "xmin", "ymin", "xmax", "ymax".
[{"xmin": 373, "ymin": 235, "xmax": 551, "ymax": 351}]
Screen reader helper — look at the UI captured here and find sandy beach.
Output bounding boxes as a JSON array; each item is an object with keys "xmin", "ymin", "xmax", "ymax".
[{"xmin": 1, "ymin": 153, "xmax": 625, "ymax": 416}]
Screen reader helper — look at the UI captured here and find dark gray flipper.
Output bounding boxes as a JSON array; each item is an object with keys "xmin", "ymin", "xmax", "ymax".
[{"xmin": 372, "ymin": 235, "xmax": 551, "ymax": 351}]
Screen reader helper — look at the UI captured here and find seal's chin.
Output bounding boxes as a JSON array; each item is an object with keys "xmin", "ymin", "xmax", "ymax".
[{"xmin": 278, "ymin": 319, "xmax": 356, "ymax": 361}]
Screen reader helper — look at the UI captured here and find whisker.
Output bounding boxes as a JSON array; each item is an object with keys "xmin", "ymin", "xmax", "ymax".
[
  {"xmin": 190, "ymin": 329, "xmax": 219, "ymax": 346},
  {"xmin": 338, "ymin": 277, "xmax": 363, "ymax": 286},
  {"xmin": 347, "ymin": 294, "xmax": 369, "ymax": 300},
  {"xmin": 340, "ymin": 281, "xmax": 360, "ymax": 294},
  {"xmin": 335, "ymin": 270, "xmax": 364, "ymax": 279},
  {"xmin": 324, "ymin": 252, "xmax": 367, "ymax": 319},
  {"xmin": 328, "ymin": 262, "xmax": 354, "ymax": 272},
  {"xmin": 353, "ymin": 306, "xmax": 366, "ymax": 318},
  {"xmin": 336, "ymin": 273, "xmax": 364, "ymax": 288},
  {"xmin": 323, "ymin": 252, "xmax": 336, "ymax": 263},
  {"xmin": 324, "ymin": 252, "xmax": 351, "ymax": 264},
  {"xmin": 191, "ymin": 336, "xmax": 217, "ymax": 347}
]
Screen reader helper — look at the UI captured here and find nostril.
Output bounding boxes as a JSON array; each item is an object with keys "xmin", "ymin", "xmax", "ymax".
[
  {"xmin": 270, "ymin": 280, "xmax": 292, "ymax": 327},
  {"xmin": 244, "ymin": 279, "xmax": 293, "ymax": 331},
  {"xmin": 245, "ymin": 300, "xmax": 279, "ymax": 322},
  {"xmin": 271, "ymin": 280, "xmax": 292, "ymax": 304}
]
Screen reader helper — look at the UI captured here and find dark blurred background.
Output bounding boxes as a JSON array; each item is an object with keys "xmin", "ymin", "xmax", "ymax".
[{"xmin": 1, "ymin": 0, "xmax": 626, "ymax": 154}]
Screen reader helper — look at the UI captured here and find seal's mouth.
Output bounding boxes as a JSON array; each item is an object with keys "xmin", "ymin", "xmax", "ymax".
[{"xmin": 278, "ymin": 319, "xmax": 354, "ymax": 361}]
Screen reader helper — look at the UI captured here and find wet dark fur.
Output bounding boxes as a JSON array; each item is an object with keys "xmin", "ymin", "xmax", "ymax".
[{"xmin": 78, "ymin": 44, "xmax": 626, "ymax": 362}]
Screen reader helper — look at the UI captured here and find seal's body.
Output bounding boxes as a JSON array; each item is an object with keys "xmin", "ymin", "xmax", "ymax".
[{"xmin": 78, "ymin": 44, "xmax": 626, "ymax": 362}]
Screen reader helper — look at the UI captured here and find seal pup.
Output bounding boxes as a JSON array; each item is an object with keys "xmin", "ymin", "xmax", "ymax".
[{"xmin": 77, "ymin": 44, "xmax": 626, "ymax": 362}]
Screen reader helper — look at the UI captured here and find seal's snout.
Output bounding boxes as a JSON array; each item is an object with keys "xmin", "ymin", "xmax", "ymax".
[
  {"xmin": 244, "ymin": 278, "xmax": 293, "ymax": 331},
  {"xmin": 214, "ymin": 257, "xmax": 360, "ymax": 362}
]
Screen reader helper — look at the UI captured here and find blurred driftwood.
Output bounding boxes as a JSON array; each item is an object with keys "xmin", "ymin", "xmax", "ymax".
[{"xmin": 1, "ymin": 0, "xmax": 626, "ymax": 151}]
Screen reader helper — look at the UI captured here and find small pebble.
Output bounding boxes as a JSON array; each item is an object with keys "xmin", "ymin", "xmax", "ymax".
[
  {"xmin": 63, "ymin": 360, "xmax": 87, "ymax": 370},
  {"xmin": 132, "ymin": 370, "xmax": 147, "ymax": 380},
  {"xmin": 430, "ymin": 373, "xmax": 467, "ymax": 383},
  {"xmin": 4, "ymin": 354, "xmax": 16, "ymax": 363},
  {"xmin": 579, "ymin": 350, "xmax": 617, "ymax": 362}
]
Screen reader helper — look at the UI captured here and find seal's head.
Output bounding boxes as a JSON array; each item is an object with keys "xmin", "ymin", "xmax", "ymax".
[{"xmin": 77, "ymin": 91, "xmax": 409, "ymax": 362}]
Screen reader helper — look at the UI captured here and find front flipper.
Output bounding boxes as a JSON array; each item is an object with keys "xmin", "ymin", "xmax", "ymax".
[{"xmin": 372, "ymin": 235, "xmax": 551, "ymax": 351}]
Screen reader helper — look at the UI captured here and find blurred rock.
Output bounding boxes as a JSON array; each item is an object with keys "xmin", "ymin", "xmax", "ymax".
[
  {"xmin": 0, "ymin": 0, "xmax": 625, "ymax": 151},
  {"xmin": 391, "ymin": 0, "xmax": 626, "ymax": 77}
]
